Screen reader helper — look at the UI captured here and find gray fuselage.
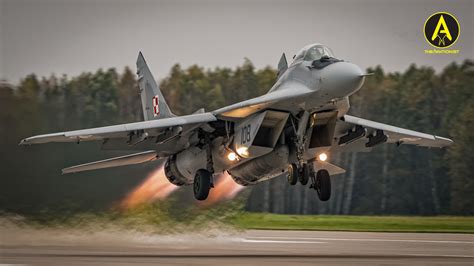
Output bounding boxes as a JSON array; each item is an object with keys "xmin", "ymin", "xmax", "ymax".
[{"xmin": 268, "ymin": 44, "xmax": 365, "ymax": 117}]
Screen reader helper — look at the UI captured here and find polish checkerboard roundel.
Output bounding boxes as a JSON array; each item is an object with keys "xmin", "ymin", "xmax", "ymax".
[{"xmin": 152, "ymin": 95, "xmax": 160, "ymax": 117}]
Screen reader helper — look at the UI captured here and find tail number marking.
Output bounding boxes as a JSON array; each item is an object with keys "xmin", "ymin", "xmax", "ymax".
[{"xmin": 241, "ymin": 125, "xmax": 251, "ymax": 144}]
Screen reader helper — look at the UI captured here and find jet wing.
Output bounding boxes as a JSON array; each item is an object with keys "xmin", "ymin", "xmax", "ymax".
[
  {"xmin": 335, "ymin": 115, "xmax": 453, "ymax": 149},
  {"xmin": 20, "ymin": 112, "xmax": 217, "ymax": 145}
]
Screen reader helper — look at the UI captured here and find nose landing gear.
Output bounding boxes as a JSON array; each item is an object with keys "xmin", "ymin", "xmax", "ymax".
[
  {"xmin": 299, "ymin": 163, "xmax": 310, "ymax": 185},
  {"xmin": 287, "ymin": 163, "xmax": 331, "ymax": 201},
  {"xmin": 287, "ymin": 163, "xmax": 299, "ymax": 185},
  {"xmin": 287, "ymin": 163, "xmax": 310, "ymax": 186}
]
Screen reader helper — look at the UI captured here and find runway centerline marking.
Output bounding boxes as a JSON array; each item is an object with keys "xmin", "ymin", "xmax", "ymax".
[
  {"xmin": 405, "ymin": 253, "xmax": 474, "ymax": 258},
  {"xmin": 247, "ymin": 236, "xmax": 474, "ymax": 244},
  {"xmin": 243, "ymin": 239, "xmax": 327, "ymax": 244}
]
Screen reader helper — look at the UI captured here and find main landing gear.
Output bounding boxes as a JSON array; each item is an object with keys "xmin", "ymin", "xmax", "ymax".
[
  {"xmin": 312, "ymin": 169, "xmax": 331, "ymax": 201},
  {"xmin": 287, "ymin": 163, "xmax": 331, "ymax": 201},
  {"xmin": 194, "ymin": 169, "xmax": 212, "ymax": 200}
]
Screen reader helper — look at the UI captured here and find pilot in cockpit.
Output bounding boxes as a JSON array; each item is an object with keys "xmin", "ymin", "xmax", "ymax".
[
  {"xmin": 292, "ymin": 44, "xmax": 338, "ymax": 69},
  {"xmin": 293, "ymin": 44, "xmax": 335, "ymax": 63}
]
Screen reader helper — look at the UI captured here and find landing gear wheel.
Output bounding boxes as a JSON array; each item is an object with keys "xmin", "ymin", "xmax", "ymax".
[
  {"xmin": 315, "ymin": 169, "xmax": 331, "ymax": 201},
  {"xmin": 287, "ymin": 163, "xmax": 298, "ymax": 186},
  {"xmin": 194, "ymin": 169, "xmax": 211, "ymax": 200},
  {"xmin": 299, "ymin": 163, "xmax": 310, "ymax": 185}
]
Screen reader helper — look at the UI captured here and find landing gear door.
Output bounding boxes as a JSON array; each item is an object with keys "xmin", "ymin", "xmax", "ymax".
[
  {"xmin": 233, "ymin": 110, "xmax": 289, "ymax": 159},
  {"xmin": 234, "ymin": 112, "xmax": 267, "ymax": 158},
  {"xmin": 305, "ymin": 111, "xmax": 338, "ymax": 159}
]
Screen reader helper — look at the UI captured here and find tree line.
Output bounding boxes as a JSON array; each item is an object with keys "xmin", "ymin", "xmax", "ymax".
[{"xmin": 0, "ymin": 59, "xmax": 472, "ymax": 215}]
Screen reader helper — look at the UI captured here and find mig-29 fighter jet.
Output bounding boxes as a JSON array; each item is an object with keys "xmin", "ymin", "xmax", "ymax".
[{"xmin": 20, "ymin": 44, "xmax": 453, "ymax": 201}]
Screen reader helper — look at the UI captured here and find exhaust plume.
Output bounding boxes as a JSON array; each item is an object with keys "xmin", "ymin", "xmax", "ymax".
[{"xmin": 120, "ymin": 164, "xmax": 178, "ymax": 209}]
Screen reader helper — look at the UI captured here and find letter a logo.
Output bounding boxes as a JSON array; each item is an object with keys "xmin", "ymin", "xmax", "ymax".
[
  {"xmin": 431, "ymin": 15, "xmax": 452, "ymax": 46},
  {"xmin": 424, "ymin": 12, "xmax": 460, "ymax": 48}
]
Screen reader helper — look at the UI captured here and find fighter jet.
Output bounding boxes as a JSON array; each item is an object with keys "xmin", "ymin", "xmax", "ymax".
[{"xmin": 20, "ymin": 43, "xmax": 453, "ymax": 201}]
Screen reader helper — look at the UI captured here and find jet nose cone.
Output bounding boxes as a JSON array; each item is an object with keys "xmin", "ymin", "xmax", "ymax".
[
  {"xmin": 322, "ymin": 62, "xmax": 365, "ymax": 96},
  {"xmin": 339, "ymin": 62, "xmax": 364, "ymax": 81}
]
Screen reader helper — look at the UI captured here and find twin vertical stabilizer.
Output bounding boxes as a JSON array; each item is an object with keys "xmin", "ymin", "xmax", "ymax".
[{"xmin": 136, "ymin": 52, "xmax": 174, "ymax": 120}]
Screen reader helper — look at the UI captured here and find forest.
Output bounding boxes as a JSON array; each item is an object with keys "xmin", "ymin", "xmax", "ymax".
[{"xmin": 0, "ymin": 59, "xmax": 472, "ymax": 216}]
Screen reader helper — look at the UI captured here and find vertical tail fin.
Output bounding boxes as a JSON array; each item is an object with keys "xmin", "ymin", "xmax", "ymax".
[
  {"xmin": 136, "ymin": 52, "xmax": 174, "ymax": 120},
  {"xmin": 277, "ymin": 53, "xmax": 288, "ymax": 78}
]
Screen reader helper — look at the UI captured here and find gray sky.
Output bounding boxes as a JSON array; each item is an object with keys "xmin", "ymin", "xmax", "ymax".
[{"xmin": 1, "ymin": 0, "xmax": 472, "ymax": 84}]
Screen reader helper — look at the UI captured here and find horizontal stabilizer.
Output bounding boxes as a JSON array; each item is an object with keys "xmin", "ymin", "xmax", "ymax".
[
  {"xmin": 314, "ymin": 160, "xmax": 346, "ymax": 176},
  {"xmin": 62, "ymin": 150, "xmax": 158, "ymax": 174}
]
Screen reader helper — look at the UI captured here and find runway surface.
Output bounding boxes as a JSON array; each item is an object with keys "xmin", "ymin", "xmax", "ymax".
[{"xmin": 1, "ymin": 228, "xmax": 473, "ymax": 265}]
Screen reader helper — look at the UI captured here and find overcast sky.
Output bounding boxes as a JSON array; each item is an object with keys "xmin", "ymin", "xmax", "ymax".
[{"xmin": 1, "ymin": 0, "xmax": 472, "ymax": 84}]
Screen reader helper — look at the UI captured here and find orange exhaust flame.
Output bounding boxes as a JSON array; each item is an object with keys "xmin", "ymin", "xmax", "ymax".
[
  {"xmin": 200, "ymin": 172, "xmax": 245, "ymax": 207},
  {"xmin": 120, "ymin": 164, "xmax": 179, "ymax": 209}
]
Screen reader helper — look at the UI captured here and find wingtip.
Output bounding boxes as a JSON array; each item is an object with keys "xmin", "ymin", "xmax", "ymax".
[{"xmin": 435, "ymin": 136, "xmax": 454, "ymax": 147}]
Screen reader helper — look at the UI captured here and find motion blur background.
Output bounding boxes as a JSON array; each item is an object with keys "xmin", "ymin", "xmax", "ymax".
[{"xmin": 0, "ymin": 0, "xmax": 473, "ymax": 218}]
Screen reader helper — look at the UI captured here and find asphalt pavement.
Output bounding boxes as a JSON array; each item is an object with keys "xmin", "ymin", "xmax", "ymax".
[{"xmin": 1, "ymin": 228, "xmax": 473, "ymax": 265}]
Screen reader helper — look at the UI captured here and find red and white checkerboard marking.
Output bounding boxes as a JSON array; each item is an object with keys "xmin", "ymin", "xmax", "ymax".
[{"xmin": 152, "ymin": 95, "xmax": 160, "ymax": 117}]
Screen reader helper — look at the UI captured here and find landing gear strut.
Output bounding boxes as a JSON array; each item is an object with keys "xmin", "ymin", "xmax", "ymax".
[
  {"xmin": 312, "ymin": 169, "xmax": 331, "ymax": 201},
  {"xmin": 194, "ymin": 169, "xmax": 211, "ymax": 200}
]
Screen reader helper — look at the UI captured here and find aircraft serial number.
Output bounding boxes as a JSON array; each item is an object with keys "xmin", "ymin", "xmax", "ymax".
[{"xmin": 241, "ymin": 125, "xmax": 251, "ymax": 144}]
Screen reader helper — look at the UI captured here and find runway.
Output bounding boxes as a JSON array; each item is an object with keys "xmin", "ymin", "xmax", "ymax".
[{"xmin": 1, "ymin": 229, "xmax": 473, "ymax": 265}]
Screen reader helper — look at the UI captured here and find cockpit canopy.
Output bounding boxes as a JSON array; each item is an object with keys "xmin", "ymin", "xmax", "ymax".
[{"xmin": 292, "ymin": 44, "xmax": 335, "ymax": 64}]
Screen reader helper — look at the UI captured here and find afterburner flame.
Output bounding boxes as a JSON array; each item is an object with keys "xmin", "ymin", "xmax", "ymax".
[
  {"xmin": 120, "ymin": 164, "xmax": 179, "ymax": 209},
  {"xmin": 200, "ymin": 172, "xmax": 245, "ymax": 207}
]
